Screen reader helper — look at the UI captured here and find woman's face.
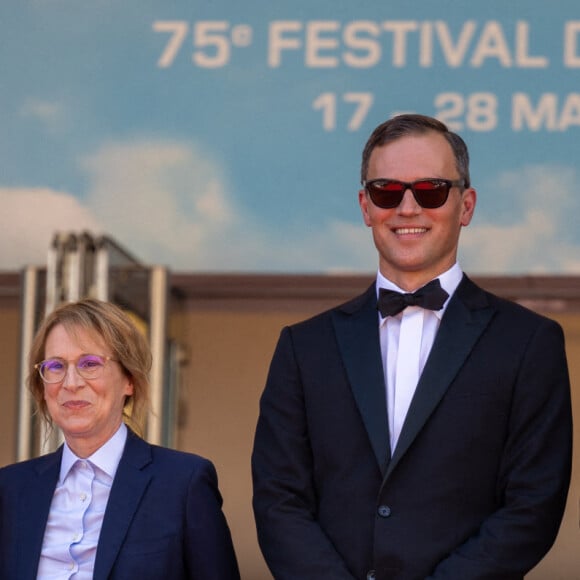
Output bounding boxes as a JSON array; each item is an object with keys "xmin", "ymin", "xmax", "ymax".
[{"xmin": 42, "ymin": 323, "xmax": 133, "ymax": 457}]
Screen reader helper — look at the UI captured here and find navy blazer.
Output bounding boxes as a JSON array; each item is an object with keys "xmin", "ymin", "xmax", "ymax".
[
  {"xmin": 252, "ymin": 275, "xmax": 573, "ymax": 580},
  {"xmin": 0, "ymin": 429, "xmax": 240, "ymax": 579}
]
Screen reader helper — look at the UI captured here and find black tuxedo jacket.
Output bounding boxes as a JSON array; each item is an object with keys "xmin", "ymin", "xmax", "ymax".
[
  {"xmin": 252, "ymin": 275, "xmax": 572, "ymax": 580},
  {"xmin": 0, "ymin": 429, "xmax": 240, "ymax": 580}
]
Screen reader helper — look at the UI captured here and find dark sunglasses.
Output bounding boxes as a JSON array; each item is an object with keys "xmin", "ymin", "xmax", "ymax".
[{"xmin": 363, "ymin": 178, "xmax": 465, "ymax": 209}]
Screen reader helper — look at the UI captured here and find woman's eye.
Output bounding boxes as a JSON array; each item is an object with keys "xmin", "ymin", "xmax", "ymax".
[
  {"xmin": 46, "ymin": 360, "xmax": 64, "ymax": 371},
  {"xmin": 79, "ymin": 357, "xmax": 103, "ymax": 369}
]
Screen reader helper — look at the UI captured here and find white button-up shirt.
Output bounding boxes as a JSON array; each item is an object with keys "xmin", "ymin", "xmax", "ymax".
[
  {"xmin": 377, "ymin": 264, "xmax": 463, "ymax": 452},
  {"xmin": 37, "ymin": 423, "xmax": 127, "ymax": 579}
]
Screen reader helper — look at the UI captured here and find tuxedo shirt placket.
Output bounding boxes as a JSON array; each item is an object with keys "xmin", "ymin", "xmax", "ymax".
[
  {"xmin": 383, "ymin": 307, "xmax": 444, "ymax": 454},
  {"xmin": 378, "ymin": 265, "xmax": 462, "ymax": 455},
  {"xmin": 392, "ymin": 306, "xmax": 424, "ymax": 451}
]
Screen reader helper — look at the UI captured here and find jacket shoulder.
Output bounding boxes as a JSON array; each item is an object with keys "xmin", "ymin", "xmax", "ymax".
[
  {"xmin": 124, "ymin": 430, "xmax": 216, "ymax": 475},
  {"xmin": 460, "ymin": 275, "xmax": 564, "ymax": 332},
  {"xmin": 0, "ymin": 451, "xmax": 60, "ymax": 481}
]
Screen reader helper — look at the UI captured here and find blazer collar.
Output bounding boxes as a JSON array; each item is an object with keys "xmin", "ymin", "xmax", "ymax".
[
  {"xmin": 332, "ymin": 283, "xmax": 391, "ymax": 475},
  {"xmin": 331, "ymin": 276, "xmax": 495, "ymax": 480},
  {"xmin": 93, "ymin": 429, "xmax": 153, "ymax": 580},
  {"xmin": 385, "ymin": 275, "xmax": 495, "ymax": 478}
]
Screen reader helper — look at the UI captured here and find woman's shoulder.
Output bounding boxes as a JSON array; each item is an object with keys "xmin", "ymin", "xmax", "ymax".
[
  {"xmin": 0, "ymin": 451, "xmax": 60, "ymax": 487},
  {"xmin": 152, "ymin": 444, "xmax": 214, "ymax": 470},
  {"xmin": 125, "ymin": 431, "xmax": 216, "ymax": 476}
]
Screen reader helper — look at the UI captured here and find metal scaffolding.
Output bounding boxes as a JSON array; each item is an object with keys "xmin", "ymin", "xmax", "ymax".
[{"xmin": 17, "ymin": 232, "xmax": 178, "ymax": 460}]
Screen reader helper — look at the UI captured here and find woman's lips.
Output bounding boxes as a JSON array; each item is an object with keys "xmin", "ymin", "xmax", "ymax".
[{"xmin": 62, "ymin": 400, "xmax": 90, "ymax": 409}]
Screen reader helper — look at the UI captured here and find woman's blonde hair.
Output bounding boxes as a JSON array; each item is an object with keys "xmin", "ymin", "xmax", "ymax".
[{"xmin": 28, "ymin": 299, "xmax": 151, "ymax": 434}]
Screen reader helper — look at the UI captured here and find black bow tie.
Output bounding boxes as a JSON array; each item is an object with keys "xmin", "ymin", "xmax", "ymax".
[{"xmin": 378, "ymin": 279, "xmax": 449, "ymax": 318}]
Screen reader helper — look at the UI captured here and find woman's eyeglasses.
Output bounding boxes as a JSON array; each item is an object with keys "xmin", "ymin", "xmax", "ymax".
[
  {"xmin": 35, "ymin": 354, "xmax": 115, "ymax": 383},
  {"xmin": 362, "ymin": 178, "xmax": 465, "ymax": 209}
]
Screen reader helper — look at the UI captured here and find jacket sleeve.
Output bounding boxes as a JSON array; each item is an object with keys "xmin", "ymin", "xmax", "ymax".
[
  {"xmin": 428, "ymin": 318, "xmax": 573, "ymax": 579},
  {"xmin": 252, "ymin": 327, "xmax": 356, "ymax": 580},
  {"xmin": 184, "ymin": 457, "xmax": 241, "ymax": 580}
]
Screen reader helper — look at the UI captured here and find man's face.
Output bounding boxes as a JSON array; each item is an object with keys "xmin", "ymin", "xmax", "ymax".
[{"xmin": 358, "ymin": 131, "xmax": 476, "ymax": 291}]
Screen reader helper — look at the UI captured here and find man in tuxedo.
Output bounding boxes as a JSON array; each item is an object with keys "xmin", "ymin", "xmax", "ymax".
[{"xmin": 251, "ymin": 114, "xmax": 572, "ymax": 579}]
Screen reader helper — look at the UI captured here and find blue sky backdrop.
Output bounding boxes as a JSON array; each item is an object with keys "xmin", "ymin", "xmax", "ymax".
[{"xmin": 2, "ymin": 0, "xmax": 580, "ymax": 274}]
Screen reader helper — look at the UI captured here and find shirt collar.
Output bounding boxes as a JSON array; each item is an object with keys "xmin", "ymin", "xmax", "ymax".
[
  {"xmin": 59, "ymin": 422, "xmax": 128, "ymax": 483},
  {"xmin": 376, "ymin": 263, "xmax": 463, "ymax": 321}
]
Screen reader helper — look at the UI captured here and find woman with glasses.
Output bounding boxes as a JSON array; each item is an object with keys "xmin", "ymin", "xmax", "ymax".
[{"xmin": 0, "ymin": 299, "xmax": 240, "ymax": 580}]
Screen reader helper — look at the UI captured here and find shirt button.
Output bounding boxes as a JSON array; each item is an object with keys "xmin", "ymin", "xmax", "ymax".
[
  {"xmin": 68, "ymin": 562, "xmax": 74, "ymax": 570},
  {"xmin": 366, "ymin": 570, "xmax": 376, "ymax": 580},
  {"xmin": 378, "ymin": 505, "xmax": 391, "ymax": 518},
  {"xmin": 80, "ymin": 493, "xmax": 87, "ymax": 501}
]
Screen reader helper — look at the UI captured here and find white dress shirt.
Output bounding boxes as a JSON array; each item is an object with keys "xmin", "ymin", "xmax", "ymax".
[
  {"xmin": 37, "ymin": 423, "xmax": 128, "ymax": 580},
  {"xmin": 377, "ymin": 264, "xmax": 463, "ymax": 452}
]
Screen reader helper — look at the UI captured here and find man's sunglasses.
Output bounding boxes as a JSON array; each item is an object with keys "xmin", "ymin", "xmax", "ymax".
[{"xmin": 362, "ymin": 178, "xmax": 465, "ymax": 209}]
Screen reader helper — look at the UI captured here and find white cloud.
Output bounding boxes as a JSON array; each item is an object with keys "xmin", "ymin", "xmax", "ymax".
[
  {"xmin": 76, "ymin": 138, "xmax": 376, "ymax": 272},
  {"xmin": 79, "ymin": 139, "xmax": 242, "ymax": 269},
  {"xmin": 267, "ymin": 220, "xmax": 376, "ymax": 273},
  {"xmin": 460, "ymin": 165, "xmax": 580, "ymax": 274},
  {"xmin": 19, "ymin": 98, "xmax": 67, "ymax": 133},
  {"xmin": 0, "ymin": 188, "xmax": 101, "ymax": 269},
  {"xmin": 1, "ymin": 148, "xmax": 579, "ymax": 276}
]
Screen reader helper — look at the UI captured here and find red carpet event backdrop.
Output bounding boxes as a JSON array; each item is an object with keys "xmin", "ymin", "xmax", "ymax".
[{"xmin": 2, "ymin": 0, "xmax": 579, "ymax": 273}]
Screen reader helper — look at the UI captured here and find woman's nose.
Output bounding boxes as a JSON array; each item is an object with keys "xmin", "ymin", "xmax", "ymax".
[{"xmin": 61, "ymin": 363, "xmax": 84, "ymax": 388}]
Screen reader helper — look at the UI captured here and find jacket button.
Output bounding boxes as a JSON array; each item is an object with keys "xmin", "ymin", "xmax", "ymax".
[
  {"xmin": 366, "ymin": 571, "xmax": 376, "ymax": 580},
  {"xmin": 378, "ymin": 505, "xmax": 391, "ymax": 518}
]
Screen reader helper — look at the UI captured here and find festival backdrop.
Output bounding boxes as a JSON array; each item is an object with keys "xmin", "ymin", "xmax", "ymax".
[{"xmin": 2, "ymin": 0, "xmax": 579, "ymax": 274}]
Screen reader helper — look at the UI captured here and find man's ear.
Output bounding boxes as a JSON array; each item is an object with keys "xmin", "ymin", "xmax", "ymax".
[
  {"xmin": 461, "ymin": 187, "xmax": 477, "ymax": 227},
  {"xmin": 359, "ymin": 189, "xmax": 372, "ymax": 227}
]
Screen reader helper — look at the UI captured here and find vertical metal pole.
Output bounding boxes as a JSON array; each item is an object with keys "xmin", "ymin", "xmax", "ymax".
[
  {"xmin": 40, "ymin": 235, "xmax": 61, "ymax": 454},
  {"xmin": 64, "ymin": 233, "xmax": 81, "ymax": 303},
  {"xmin": 147, "ymin": 266, "xmax": 168, "ymax": 445},
  {"xmin": 17, "ymin": 267, "xmax": 38, "ymax": 461},
  {"xmin": 95, "ymin": 240, "xmax": 110, "ymax": 301},
  {"xmin": 45, "ymin": 233, "xmax": 62, "ymax": 316}
]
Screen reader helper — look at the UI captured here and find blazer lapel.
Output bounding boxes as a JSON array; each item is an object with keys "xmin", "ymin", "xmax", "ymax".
[
  {"xmin": 93, "ymin": 431, "xmax": 153, "ymax": 580},
  {"xmin": 18, "ymin": 450, "xmax": 62, "ymax": 580},
  {"xmin": 332, "ymin": 283, "xmax": 391, "ymax": 475},
  {"xmin": 385, "ymin": 276, "xmax": 495, "ymax": 478}
]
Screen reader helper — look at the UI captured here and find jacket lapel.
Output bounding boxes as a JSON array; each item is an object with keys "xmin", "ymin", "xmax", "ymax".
[
  {"xmin": 385, "ymin": 276, "xmax": 495, "ymax": 478},
  {"xmin": 93, "ymin": 430, "xmax": 153, "ymax": 580},
  {"xmin": 18, "ymin": 450, "xmax": 62, "ymax": 580},
  {"xmin": 332, "ymin": 283, "xmax": 391, "ymax": 475}
]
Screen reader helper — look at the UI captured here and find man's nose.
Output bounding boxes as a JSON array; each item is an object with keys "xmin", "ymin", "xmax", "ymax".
[{"xmin": 397, "ymin": 188, "xmax": 420, "ymax": 213}]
